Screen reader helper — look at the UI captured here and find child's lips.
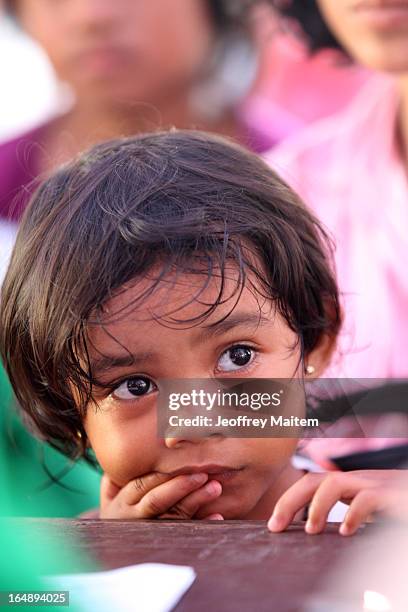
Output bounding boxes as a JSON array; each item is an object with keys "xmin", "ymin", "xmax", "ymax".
[
  {"xmin": 353, "ymin": 0, "xmax": 408, "ymax": 28},
  {"xmin": 164, "ymin": 464, "xmax": 245, "ymax": 483}
]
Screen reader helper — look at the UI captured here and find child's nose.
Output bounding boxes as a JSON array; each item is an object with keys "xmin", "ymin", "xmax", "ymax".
[
  {"xmin": 163, "ymin": 430, "xmax": 225, "ymax": 449},
  {"xmin": 163, "ymin": 435, "xmax": 202, "ymax": 449}
]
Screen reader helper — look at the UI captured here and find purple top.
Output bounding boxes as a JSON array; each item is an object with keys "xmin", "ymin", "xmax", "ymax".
[
  {"xmin": 0, "ymin": 124, "xmax": 48, "ymax": 222},
  {"xmin": 0, "ymin": 109, "xmax": 279, "ymax": 223}
]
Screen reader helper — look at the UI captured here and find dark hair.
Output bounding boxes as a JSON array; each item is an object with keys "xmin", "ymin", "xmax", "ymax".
[
  {"xmin": 208, "ymin": 0, "xmax": 252, "ymax": 31},
  {"xmin": 274, "ymin": 0, "xmax": 342, "ymax": 52},
  {"xmin": 208, "ymin": 0, "xmax": 269, "ymax": 34},
  {"xmin": 0, "ymin": 130, "xmax": 341, "ymax": 462}
]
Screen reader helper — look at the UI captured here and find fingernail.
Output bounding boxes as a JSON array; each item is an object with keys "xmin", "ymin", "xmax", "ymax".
[
  {"xmin": 268, "ymin": 514, "xmax": 285, "ymax": 531},
  {"xmin": 339, "ymin": 522, "xmax": 351, "ymax": 536},
  {"xmin": 205, "ymin": 480, "xmax": 222, "ymax": 495},
  {"xmin": 305, "ymin": 520, "xmax": 318, "ymax": 534},
  {"xmin": 189, "ymin": 472, "xmax": 208, "ymax": 484},
  {"xmin": 208, "ymin": 513, "xmax": 224, "ymax": 520}
]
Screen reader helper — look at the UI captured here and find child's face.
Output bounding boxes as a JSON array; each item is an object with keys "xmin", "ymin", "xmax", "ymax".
[
  {"xmin": 15, "ymin": 0, "xmax": 214, "ymax": 107},
  {"xmin": 317, "ymin": 0, "xmax": 408, "ymax": 73},
  {"xmin": 83, "ymin": 265, "xmax": 324, "ymax": 519}
]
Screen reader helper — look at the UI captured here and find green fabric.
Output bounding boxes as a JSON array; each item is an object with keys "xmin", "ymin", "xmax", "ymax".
[
  {"xmin": 0, "ymin": 400, "xmax": 96, "ymax": 612},
  {"xmin": 0, "ymin": 364, "xmax": 101, "ymax": 517}
]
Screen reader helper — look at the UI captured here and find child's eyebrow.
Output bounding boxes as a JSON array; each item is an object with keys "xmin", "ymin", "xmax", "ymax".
[
  {"xmin": 89, "ymin": 314, "xmax": 272, "ymax": 374},
  {"xmin": 90, "ymin": 351, "xmax": 155, "ymax": 375},
  {"xmin": 192, "ymin": 313, "xmax": 272, "ymax": 345}
]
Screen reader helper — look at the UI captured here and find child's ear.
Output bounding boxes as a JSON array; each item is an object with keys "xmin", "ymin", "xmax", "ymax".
[
  {"xmin": 306, "ymin": 299, "xmax": 342, "ymax": 377},
  {"xmin": 305, "ymin": 332, "xmax": 337, "ymax": 378}
]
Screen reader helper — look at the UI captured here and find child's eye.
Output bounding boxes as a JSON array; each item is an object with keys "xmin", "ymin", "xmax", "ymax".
[
  {"xmin": 112, "ymin": 376, "xmax": 156, "ymax": 401},
  {"xmin": 217, "ymin": 345, "xmax": 255, "ymax": 372}
]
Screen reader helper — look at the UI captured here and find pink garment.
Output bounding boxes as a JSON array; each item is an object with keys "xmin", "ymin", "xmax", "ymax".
[
  {"xmin": 266, "ymin": 75, "xmax": 408, "ymax": 379},
  {"xmin": 266, "ymin": 75, "xmax": 408, "ymax": 466},
  {"xmin": 255, "ymin": 34, "xmax": 368, "ymax": 129}
]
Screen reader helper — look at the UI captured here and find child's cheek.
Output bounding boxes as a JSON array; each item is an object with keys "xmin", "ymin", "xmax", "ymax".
[
  {"xmin": 240, "ymin": 438, "xmax": 299, "ymax": 470},
  {"xmin": 84, "ymin": 411, "xmax": 158, "ymax": 487},
  {"xmin": 262, "ymin": 438, "xmax": 299, "ymax": 467}
]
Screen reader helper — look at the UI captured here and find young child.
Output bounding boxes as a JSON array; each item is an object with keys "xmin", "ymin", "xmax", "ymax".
[{"xmin": 0, "ymin": 131, "xmax": 404, "ymax": 535}]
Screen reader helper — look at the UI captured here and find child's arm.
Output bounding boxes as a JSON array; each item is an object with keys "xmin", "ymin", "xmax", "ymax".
[
  {"xmin": 99, "ymin": 472, "xmax": 223, "ymax": 520},
  {"xmin": 268, "ymin": 470, "xmax": 408, "ymax": 536}
]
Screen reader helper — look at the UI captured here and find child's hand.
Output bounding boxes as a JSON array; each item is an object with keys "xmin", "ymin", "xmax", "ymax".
[
  {"xmin": 268, "ymin": 470, "xmax": 408, "ymax": 536},
  {"xmin": 99, "ymin": 472, "xmax": 223, "ymax": 520}
]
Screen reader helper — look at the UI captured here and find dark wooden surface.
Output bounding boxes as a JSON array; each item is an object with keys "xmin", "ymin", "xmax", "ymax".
[{"xmin": 20, "ymin": 519, "xmax": 370, "ymax": 612}]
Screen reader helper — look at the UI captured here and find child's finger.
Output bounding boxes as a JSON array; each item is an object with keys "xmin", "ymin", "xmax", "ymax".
[
  {"xmin": 159, "ymin": 480, "xmax": 222, "ymax": 520},
  {"xmin": 100, "ymin": 474, "xmax": 122, "ymax": 510},
  {"xmin": 305, "ymin": 473, "xmax": 371, "ymax": 534},
  {"xmin": 119, "ymin": 471, "xmax": 179, "ymax": 506},
  {"xmin": 134, "ymin": 473, "xmax": 210, "ymax": 518},
  {"xmin": 339, "ymin": 489, "xmax": 385, "ymax": 536},
  {"xmin": 100, "ymin": 471, "xmax": 178, "ymax": 515},
  {"xmin": 268, "ymin": 473, "xmax": 324, "ymax": 532},
  {"xmin": 202, "ymin": 514, "xmax": 224, "ymax": 520}
]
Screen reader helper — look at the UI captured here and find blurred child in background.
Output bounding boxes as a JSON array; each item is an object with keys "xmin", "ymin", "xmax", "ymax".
[
  {"xmin": 267, "ymin": 0, "xmax": 408, "ymax": 467},
  {"xmin": 268, "ymin": 0, "xmax": 408, "ymax": 379},
  {"xmin": 0, "ymin": 0, "xmax": 268, "ymax": 224}
]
